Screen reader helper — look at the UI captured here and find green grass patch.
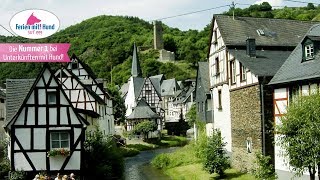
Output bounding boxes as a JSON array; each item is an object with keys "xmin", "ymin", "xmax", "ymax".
[
  {"xmin": 121, "ymin": 136, "xmax": 188, "ymax": 157},
  {"xmin": 126, "ymin": 144, "xmax": 155, "ymax": 151},
  {"xmin": 165, "ymin": 164, "xmax": 256, "ymax": 180},
  {"xmin": 146, "ymin": 136, "xmax": 188, "ymax": 148},
  {"xmin": 151, "ymin": 143, "xmax": 201, "ymax": 169},
  {"xmin": 118, "ymin": 147, "xmax": 140, "ymax": 157}
]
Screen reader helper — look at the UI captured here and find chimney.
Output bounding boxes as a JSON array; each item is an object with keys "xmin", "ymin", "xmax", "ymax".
[
  {"xmin": 153, "ymin": 21, "xmax": 164, "ymax": 50},
  {"xmin": 246, "ymin": 38, "xmax": 256, "ymax": 57}
]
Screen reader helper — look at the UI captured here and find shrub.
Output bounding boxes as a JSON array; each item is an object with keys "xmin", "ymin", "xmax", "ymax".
[
  {"xmin": 83, "ymin": 129, "xmax": 124, "ymax": 179},
  {"xmin": 203, "ymin": 129, "xmax": 230, "ymax": 177},
  {"xmin": 252, "ymin": 152, "xmax": 277, "ymax": 180},
  {"xmin": 151, "ymin": 153, "xmax": 171, "ymax": 169}
]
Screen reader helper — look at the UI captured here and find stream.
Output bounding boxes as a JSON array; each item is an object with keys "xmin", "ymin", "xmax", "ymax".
[{"xmin": 124, "ymin": 147, "xmax": 180, "ymax": 180}]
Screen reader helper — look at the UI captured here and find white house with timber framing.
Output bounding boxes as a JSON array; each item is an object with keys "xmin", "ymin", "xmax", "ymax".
[
  {"xmin": 55, "ymin": 68, "xmax": 112, "ymax": 135},
  {"xmin": 4, "ymin": 64, "xmax": 88, "ymax": 175},
  {"xmin": 269, "ymin": 24, "xmax": 320, "ymax": 180},
  {"xmin": 65, "ymin": 54, "xmax": 114, "ymax": 135},
  {"xmin": 208, "ymin": 15, "xmax": 316, "ymax": 170},
  {"xmin": 124, "ymin": 44, "xmax": 164, "ymax": 131}
]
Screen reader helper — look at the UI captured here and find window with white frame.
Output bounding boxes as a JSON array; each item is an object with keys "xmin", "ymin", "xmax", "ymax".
[
  {"xmin": 230, "ymin": 61, "xmax": 236, "ymax": 84},
  {"xmin": 240, "ymin": 63, "xmax": 246, "ymax": 81},
  {"xmin": 50, "ymin": 131, "xmax": 70, "ymax": 149},
  {"xmin": 305, "ymin": 44, "xmax": 314, "ymax": 60}
]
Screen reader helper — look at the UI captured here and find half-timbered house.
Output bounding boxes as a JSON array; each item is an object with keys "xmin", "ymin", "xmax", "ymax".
[
  {"xmin": 4, "ymin": 64, "xmax": 88, "ymax": 174},
  {"xmin": 124, "ymin": 44, "xmax": 164, "ymax": 131},
  {"xmin": 65, "ymin": 54, "xmax": 114, "ymax": 134},
  {"xmin": 208, "ymin": 15, "xmax": 316, "ymax": 170},
  {"xmin": 0, "ymin": 90, "xmax": 6, "ymax": 142},
  {"xmin": 55, "ymin": 68, "xmax": 113, "ymax": 135},
  {"xmin": 269, "ymin": 24, "xmax": 320, "ymax": 180}
]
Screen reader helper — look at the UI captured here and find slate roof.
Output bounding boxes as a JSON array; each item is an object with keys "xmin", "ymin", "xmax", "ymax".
[
  {"xmin": 149, "ymin": 74, "xmax": 164, "ymax": 95},
  {"xmin": 161, "ymin": 79, "xmax": 180, "ymax": 96},
  {"xmin": 120, "ymin": 82, "xmax": 129, "ymax": 98},
  {"xmin": 229, "ymin": 49, "xmax": 292, "ymax": 76},
  {"xmin": 214, "ymin": 15, "xmax": 318, "ymax": 47},
  {"xmin": 270, "ymin": 24, "xmax": 320, "ymax": 85},
  {"xmin": 131, "ymin": 43, "xmax": 142, "ymax": 77},
  {"xmin": 127, "ymin": 99, "xmax": 160, "ymax": 119},
  {"xmin": 6, "ymin": 79, "xmax": 35, "ymax": 122},
  {"xmin": 132, "ymin": 77, "xmax": 145, "ymax": 99},
  {"xmin": 197, "ymin": 62, "xmax": 210, "ymax": 94}
]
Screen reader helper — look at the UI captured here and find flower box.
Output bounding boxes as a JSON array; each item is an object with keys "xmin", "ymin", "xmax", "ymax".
[{"xmin": 47, "ymin": 148, "xmax": 70, "ymax": 157}]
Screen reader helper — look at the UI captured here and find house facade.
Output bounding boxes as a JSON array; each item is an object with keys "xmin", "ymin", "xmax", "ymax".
[
  {"xmin": 269, "ymin": 24, "xmax": 320, "ymax": 180},
  {"xmin": 0, "ymin": 90, "xmax": 6, "ymax": 142},
  {"xmin": 4, "ymin": 65, "xmax": 88, "ymax": 174},
  {"xmin": 55, "ymin": 68, "xmax": 113, "ymax": 135},
  {"xmin": 208, "ymin": 15, "xmax": 316, "ymax": 170},
  {"xmin": 195, "ymin": 61, "xmax": 213, "ymax": 135},
  {"xmin": 65, "ymin": 55, "xmax": 114, "ymax": 135},
  {"xmin": 124, "ymin": 44, "xmax": 163, "ymax": 131}
]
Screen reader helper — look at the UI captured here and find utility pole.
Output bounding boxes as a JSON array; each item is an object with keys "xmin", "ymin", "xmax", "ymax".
[{"xmin": 231, "ymin": 1, "xmax": 236, "ymax": 20}]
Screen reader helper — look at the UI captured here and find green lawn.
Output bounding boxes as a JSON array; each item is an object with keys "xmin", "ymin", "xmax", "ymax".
[
  {"xmin": 120, "ymin": 135, "xmax": 188, "ymax": 157},
  {"xmin": 151, "ymin": 143, "xmax": 256, "ymax": 180},
  {"xmin": 166, "ymin": 164, "xmax": 256, "ymax": 180}
]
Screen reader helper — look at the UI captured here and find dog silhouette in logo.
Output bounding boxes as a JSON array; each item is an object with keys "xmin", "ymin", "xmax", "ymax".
[{"xmin": 26, "ymin": 13, "xmax": 41, "ymax": 25}]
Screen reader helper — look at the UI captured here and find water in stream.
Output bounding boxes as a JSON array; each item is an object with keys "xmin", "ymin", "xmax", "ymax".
[{"xmin": 124, "ymin": 147, "xmax": 179, "ymax": 180}]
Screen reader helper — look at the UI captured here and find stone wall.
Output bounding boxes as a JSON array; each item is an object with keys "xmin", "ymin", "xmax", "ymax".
[
  {"xmin": 159, "ymin": 49, "xmax": 175, "ymax": 62},
  {"xmin": 230, "ymin": 85, "xmax": 262, "ymax": 172}
]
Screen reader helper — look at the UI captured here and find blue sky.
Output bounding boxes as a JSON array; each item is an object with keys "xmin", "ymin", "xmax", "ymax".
[{"xmin": 0, "ymin": 0, "xmax": 317, "ymax": 36}]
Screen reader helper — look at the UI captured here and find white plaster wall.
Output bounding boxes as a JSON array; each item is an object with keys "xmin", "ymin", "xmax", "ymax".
[
  {"xmin": 15, "ymin": 128, "xmax": 31, "ymax": 150},
  {"xmin": 206, "ymin": 123, "xmax": 214, "ymax": 136},
  {"xmin": 28, "ymin": 152, "xmax": 46, "ymax": 170},
  {"xmin": 50, "ymin": 156, "xmax": 67, "ymax": 170},
  {"xmin": 213, "ymin": 84, "xmax": 232, "ymax": 152},
  {"xmin": 38, "ymin": 107, "xmax": 46, "ymax": 125},
  {"xmin": 65, "ymin": 151, "xmax": 81, "ymax": 170},
  {"xmin": 60, "ymin": 107, "xmax": 68, "ymax": 125},
  {"xmin": 125, "ymin": 77, "xmax": 136, "ymax": 116},
  {"xmin": 15, "ymin": 153, "xmax": 32, "ymax": 171},
  {"xmin": 34, "ymin": 128, "xmax": 46, "ymax": 149}
]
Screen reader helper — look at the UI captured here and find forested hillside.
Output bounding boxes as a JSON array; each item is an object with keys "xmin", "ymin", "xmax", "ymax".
[
  {"xmin": 1, "ymin": 2, "xmax": 320, "ymax": 86},
  {"xmin": 0, "ymin": 16, "xmax": 210, "ymax": 85},
  {"xmin": 224, "ymin": 2, "xmax": 320, "ymax": 21}
]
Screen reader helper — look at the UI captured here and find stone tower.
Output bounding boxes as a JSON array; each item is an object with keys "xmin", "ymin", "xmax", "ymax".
[{"xmin": 153, "ymin": 21, "xmax": 164, "ymax": 50}]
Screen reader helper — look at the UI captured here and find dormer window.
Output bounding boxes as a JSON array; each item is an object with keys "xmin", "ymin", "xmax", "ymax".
[
  {"xmin": 302, "ymin": 36, "xmax": 318, "ymax": 62},
  {"xmin": 305, "ymin": 43, "xmax": 314, "ymax": 60}
]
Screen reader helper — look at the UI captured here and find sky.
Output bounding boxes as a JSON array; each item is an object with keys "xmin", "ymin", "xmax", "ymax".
[{"xmin": 0, "ymin": 0, "xmax": 317, "ymax": 36}]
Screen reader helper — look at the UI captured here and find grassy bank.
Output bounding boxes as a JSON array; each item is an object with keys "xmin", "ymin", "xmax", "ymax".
[
  {"xmin": 120, "ymin": 135, "xmax": 188, "ymax": 157},
  {"xmin": 151, "ymin": 143, "xmax": 255, "ymax": 179}
]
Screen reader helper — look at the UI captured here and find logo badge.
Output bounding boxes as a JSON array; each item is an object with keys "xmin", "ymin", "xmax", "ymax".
[{"xmin": 10, "ymin": 9, "xmax": 60, "ymax": 39}]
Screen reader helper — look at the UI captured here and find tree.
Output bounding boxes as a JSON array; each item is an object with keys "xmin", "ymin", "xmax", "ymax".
[
  {"xmin": 277, "ymin": 92, "xmax": 320, "ymax": 180},
  {"xmin": 83, "ymin": 128, "xmax": 124, "ymax": 179},
  {"xmin": 186, "ymin": 103, "xmax": 197, "ymax": 127},
  {"xmin": 203, "ymin": 129, "xmax": 230, "ymax": 177},
  {"xmin": 252, "ymin": 152, "xmax": 277, "ymax": 180},
  {"xmin": 307, "ymin": 3, "xmax": 315, "ymax": 10},
  {"xmin": 133, "ymin": 120, "xmax": 157, "ymax": 140},
  {"xmin": 106, "ymin": 84, "xmax": 126, "ymax": 125}
]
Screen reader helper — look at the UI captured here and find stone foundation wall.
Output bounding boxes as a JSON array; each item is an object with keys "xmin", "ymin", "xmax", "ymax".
[{"xmin": 230, "ymin": 85, "xmax": 262, "ymax": 172}]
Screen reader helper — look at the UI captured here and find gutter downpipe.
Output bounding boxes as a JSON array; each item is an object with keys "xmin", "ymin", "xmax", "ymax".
[{"xmin": 260, "ymin": 76, "xmax": 266, "ymax": 156}]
